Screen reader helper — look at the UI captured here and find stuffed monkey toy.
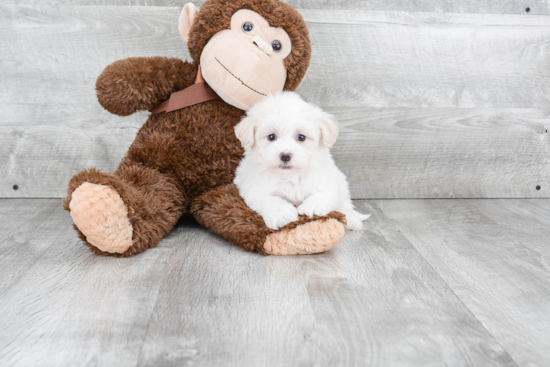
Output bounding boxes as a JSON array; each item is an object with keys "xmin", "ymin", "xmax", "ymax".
[{"xmin": 63, "ymin": 0, "xmax": 347, "ymax": 257}]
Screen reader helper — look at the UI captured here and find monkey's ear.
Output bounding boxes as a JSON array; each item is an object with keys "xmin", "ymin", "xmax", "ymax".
[
  {"xmin": 318, "ymin": 111, "xmax": 339, "ymax": 148},
  {"xmin": 234, "ymin": 115, "xmax": 257, "ymax": 150},
  {"xmin": 179, "ymin": 3, "xmax": 199, "ymax": 44}
]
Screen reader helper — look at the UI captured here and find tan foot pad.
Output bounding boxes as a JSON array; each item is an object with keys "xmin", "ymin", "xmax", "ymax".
[
  {"xmin": 264, "ymin": 218, "xmax": 345, "ymax": 255},
  {"xmin": 69, "ymin": 182, "xmax": 133, "ymax": 254}
]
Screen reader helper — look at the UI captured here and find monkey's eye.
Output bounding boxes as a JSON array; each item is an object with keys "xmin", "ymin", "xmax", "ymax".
[
  {"xmin": 268, "ymin": 134, "xmax": 277, "ymax": 141},
  {"xmin": 297, "ymin": 134, "xmax": 306, "ymax": 142},
  {"xmin": 272, "ymin": 40, "xmax": 282, "ymax": 52},
  {"xmin": 242, "ymin": 22, "xmax": 254, "ymax": 32}
]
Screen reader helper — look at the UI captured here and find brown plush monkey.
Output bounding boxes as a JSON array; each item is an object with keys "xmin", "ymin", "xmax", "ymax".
[{"xmin": 63, "ymin": 0, "xmax": 347, "ymax": 257}]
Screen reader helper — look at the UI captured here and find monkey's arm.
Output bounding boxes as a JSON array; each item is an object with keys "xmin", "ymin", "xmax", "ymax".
[{"xmin": 96, "ymin": 56, "xmax": 197, "ymax": 116}]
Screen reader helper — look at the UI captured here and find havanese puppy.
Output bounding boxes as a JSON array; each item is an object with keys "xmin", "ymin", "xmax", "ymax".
[{"xmin": 233, "ymin": 92, "xmax": 370, "ymax": 231}]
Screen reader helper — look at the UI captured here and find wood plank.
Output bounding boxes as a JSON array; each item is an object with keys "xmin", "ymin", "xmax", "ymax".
[
  {"xmin": 468, "ymin": 199, "xmax": 550, "ymax": 255},
  {"xmin": 377, "ymin": 199, "xmax": 550, "ymax": 367},
  {"xmin": 301, "ymin": 10, "xmax": 550, "ymax": 108},
  {"xmin": 330, "ymin": 107, "xmax": 550, "ymax": 199},
  {"xmin": 1, "ymin": 6, "xmax": 549, "ymax": 108},
  {"xmin": 136, "ymin": 202, "xmax": 515, "ymax": 366},
  {"xmin": 0, "ymin": 199, "xmax": 68, "ymax": 296},
  {"xmin": 0, "ymin": 5, "xmax": 186, "ymax": 107},
  {"xmin": 0, "ymin": 103, "xmax": 140, "ymax": 198},
  {"xmin": 2, "ymin": 106, "xmax": 548, "ymax": 199},
  {"xmin": 0, "ymin": 199, "xmax": 172, "ymax": 366},
  {"xmin": 296, "ymin": 1, "xmax": 549, "ymax": 15},
  {"xmin": 2, "ymin": 0, "xmax": 548, "ymax": 15}
]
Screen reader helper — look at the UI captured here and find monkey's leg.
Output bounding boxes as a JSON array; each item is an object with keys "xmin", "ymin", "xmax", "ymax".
[
  {"xmin": 191, "ymin": 184, "xmax": 346, "ymax": 255},
  {"xmin": 62, "ymin": 162, "xmax": 185, "ymax": 257}
]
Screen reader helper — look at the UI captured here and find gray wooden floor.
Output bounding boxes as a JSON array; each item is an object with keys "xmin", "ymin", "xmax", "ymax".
[{"xmin": 1, "ymin": 199, "xmax": 549, "ymax": 367}]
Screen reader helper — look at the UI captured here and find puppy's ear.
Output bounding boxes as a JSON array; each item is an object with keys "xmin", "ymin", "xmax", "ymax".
[
  {"xmin": 318, "ymin": 111, "xmax": 339, "ymax": 148},
  {"xmin": 234, "ymin": 115, "xmax": 257, "ymax": 150}
]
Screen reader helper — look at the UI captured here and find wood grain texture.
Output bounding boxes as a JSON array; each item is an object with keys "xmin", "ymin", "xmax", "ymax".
[
  {"xmin": 330, "ymin": 107, "xmax": 550, "ymax": 199},
  {"xmin": 0, "ymin": 5, "xmax": 186, "ymax": 106},
  {"xmin": 0, "ymin": 103, "xmax": 141, "ymax": 198},
  {"xmin": 2, "ymin": 5, "xmax": 550, "ymax": 199},
  {"xmin": 135, "ymin": 201, "xmax": 515, "ymax": 367},
  {"xmin": 0, "ymin": 199, "xmax": 67, "ymax": 296},
  {"xmin": 0, "ymin": 198, "xmax": 172, "ymax": 366},
  {"xmin": 2, "ymin": 0, "xmax": 549, "ymax": 15},
  {"xmin": 377, "ymin": 199, "xmax": 550, "ymax": 367},
  {"xmin": 470, "ymin": 199, "xmax": 550, "ymax": 255},
  {"xmin": 4, "ymin": 106, "xmax": 548, "ymax": 199},
  {"xmin": 7, "ymin": 198, "xmax": 550, "ymax": 366},
  {"xmin": 2, "ymin": 6, "xmax": 550, "ymax": 108},
  {"xmin": 301, "ymin": 10, "xmax": 550, "ymax": 109},
  {"xmin": 294, "ymin": 1, "xmax": 550, "ymax": 15}
]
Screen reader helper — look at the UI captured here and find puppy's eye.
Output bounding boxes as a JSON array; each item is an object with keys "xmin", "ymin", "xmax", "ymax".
[
  {"xmin": 242, "ymin": 22, "xmax": 254, "ymax": 32},
  {"xmin": 297, "ymin": 134, "xmax": 306, "ymax": 142},
  {"xmin": 268, "ymin": 134, "xmax": 277, "ymax": 141}
]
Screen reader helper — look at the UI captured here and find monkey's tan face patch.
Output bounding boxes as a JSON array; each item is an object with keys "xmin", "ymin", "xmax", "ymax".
[
  {"xmin": 200, "ymin": 10, "xmax": 291, "ymax": 111},
  {"xmin": 230, "ymin": 10, "xmax": 292, "ymax": 59}
]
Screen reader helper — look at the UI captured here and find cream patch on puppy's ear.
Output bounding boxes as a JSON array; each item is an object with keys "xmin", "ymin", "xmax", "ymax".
[
  {"xmin": 179, "ymin": 3, "xmax": 199, "ymax": 44},
  {"xmin": 234, "ymin": 115, "xmax": 257, "ymax": 150},
  {"xmin": 318, "ymin": 111, "xmax": 339, "ymax": 147}
]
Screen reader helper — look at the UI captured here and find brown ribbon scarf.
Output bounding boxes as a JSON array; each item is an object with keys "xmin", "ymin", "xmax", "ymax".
[{"xmin": 150, "ymin": 66, "xmax": 221, "ymax": 114}]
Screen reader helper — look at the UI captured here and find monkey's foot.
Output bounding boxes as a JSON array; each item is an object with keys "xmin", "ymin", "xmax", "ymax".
[
  {"xmin": 69, "ymin": 182, "xmax": 133, "ymax": 254},
  {"xmin": 191, "ymin": 184, "xmax": 347, "ymax": 255},
  {"xmin": 264, "ymin": 218, "xmax": 345, "ymax": 255}
]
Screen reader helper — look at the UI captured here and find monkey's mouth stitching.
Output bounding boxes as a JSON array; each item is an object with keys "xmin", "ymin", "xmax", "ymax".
[{"xmin": 215, "ymin": 57, "xmax": 267, "ymax": 97}]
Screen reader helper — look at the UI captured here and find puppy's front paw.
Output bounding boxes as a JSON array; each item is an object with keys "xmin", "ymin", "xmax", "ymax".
[
  {"xmin": 298, "ymin": 198, "xmax": 332, "ymax": 218},
  {"xmin": 263, "ymin": 205, "xmax": 299, "ymax": 230}
]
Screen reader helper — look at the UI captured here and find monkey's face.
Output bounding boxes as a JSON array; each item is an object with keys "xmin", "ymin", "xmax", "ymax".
[
  {"xmin": 180, "ymin": 1, "xmax": 311, "ymax": 111},
  {"xmin": 200, "ymin": 10, "xmax": 292, "ymax": 111}
]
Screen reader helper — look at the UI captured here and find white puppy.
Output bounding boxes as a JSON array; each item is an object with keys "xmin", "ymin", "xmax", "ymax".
[{"xmin": 233, "ymin": 92, "xmax": 370, "ymax": 231}]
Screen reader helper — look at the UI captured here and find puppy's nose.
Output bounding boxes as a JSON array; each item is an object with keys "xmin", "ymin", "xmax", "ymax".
[{"xmin": 280, "ymin": 153, "xmax": 292, "ymax": 162}]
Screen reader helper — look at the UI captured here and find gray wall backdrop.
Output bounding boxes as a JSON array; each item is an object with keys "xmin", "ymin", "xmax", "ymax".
[{"xmin": 1, "ymin": 1, "xmax": 549, "ymax": 199}]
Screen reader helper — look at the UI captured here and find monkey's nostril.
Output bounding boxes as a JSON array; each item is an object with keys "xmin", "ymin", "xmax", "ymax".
[
  {"xmin": 252, "ymin": 35, "xmax": 273, "ymax": 55},
  {"xmin": 280, "ymin": 153, "xmax": 291, "ymax": 162}
]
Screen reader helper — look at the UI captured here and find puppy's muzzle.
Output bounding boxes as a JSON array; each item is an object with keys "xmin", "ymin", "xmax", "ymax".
[{"xmin": 280, "ymin": 153, "xmax": 292, "ymax": 163}]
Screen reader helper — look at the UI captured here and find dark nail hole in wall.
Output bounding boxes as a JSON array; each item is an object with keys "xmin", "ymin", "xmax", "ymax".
[
  {"xmin": 536, "ymin": 185, "xmax": 541, "ymax": 191},
  {"xmin": 525, "ymin": 7, "xmax": 531, "ymax": 12},
  {"xmin": 13, "ymin": 185, "xmax": 19, "ymax": 191}
]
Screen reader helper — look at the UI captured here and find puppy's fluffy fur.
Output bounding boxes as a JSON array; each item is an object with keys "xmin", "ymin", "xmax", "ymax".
[{"xmin": 234, "ymin": 92, "xmax": 369, "ymax": 230}]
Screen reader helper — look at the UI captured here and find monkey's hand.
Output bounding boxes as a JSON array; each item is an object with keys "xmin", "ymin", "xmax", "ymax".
[{"xmin": 95, "ymin": 57, "xmax": 197, "ymax": 116}]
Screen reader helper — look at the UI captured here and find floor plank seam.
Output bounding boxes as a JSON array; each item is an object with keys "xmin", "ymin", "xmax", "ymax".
[
  {"xmin": 407, "ymin": 247, "xmax": 520, "ymax": 366},
  {"xmin": 0, "ymin": 223, "xmax": 73, "ymax": 299},
  {"xmin": 134, "ymin": 250, "xmax": 175, "ymax": 367},
  {"xmin": 376, "ymin": 202, "xmax": 526, "ymax": 367}
]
